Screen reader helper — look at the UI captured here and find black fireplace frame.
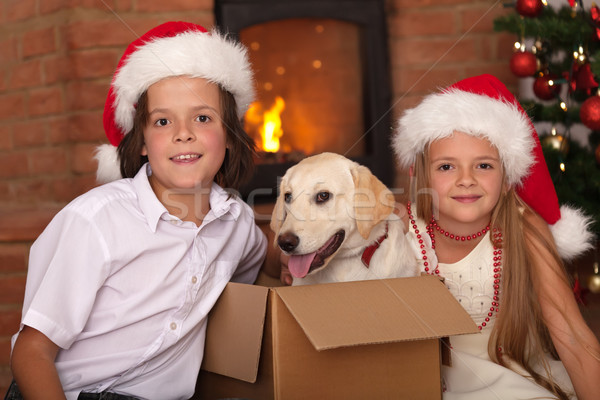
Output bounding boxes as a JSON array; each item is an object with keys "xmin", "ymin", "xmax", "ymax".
[{"xmin": 216, "ymin": 0, "xmax": 394, "ymax": 202}]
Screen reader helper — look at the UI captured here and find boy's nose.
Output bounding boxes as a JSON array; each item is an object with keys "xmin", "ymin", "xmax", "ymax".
[{"xmin": 174, "ymin": 124, "xmax": 196, "ymax": 142}]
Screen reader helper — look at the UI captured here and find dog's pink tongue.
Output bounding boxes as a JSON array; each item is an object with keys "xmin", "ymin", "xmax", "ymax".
[{"xmin": 288, "ymin": 252, "xmax": 317, "ymax": 278}]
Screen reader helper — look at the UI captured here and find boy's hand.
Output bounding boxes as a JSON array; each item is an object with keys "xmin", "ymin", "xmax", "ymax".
[{"xmin": 280, "ymin": 253, "xmax": 292, "ymax": 286}]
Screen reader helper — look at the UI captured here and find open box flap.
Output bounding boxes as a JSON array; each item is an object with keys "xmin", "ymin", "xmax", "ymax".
[
  {"xmin": 274, "ymin": 275, "xmax": 478, "ymax": 351},
  {"xmin": 201, "ymin": 282, "xmax": 269, "ymax": 383}
]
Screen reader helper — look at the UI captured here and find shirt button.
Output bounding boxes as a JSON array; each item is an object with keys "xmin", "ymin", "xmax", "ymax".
[
  {"xmin": 191, "ymin": 276, "xmax": 198, "ymax": 284},
  {"xmin": 170, "ymin": 322, "xmax": 177, "ymax": 330}
]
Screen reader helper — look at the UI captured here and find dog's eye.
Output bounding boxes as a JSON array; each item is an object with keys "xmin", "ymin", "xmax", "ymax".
[
  {"xmin": 284, "ymin": 192, "xmax": 292, "ymax": 203},
  {"xmin": 315, "ymin": 191, "xmax": 330, "ymax": 203}
]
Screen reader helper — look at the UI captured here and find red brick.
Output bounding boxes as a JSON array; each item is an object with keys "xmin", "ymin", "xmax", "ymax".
[
  {"xmin": 0, "ymin": 337, "xmax": 14, "ymax": 372},
  {"xmin": 67, "ymin": 0, "xmax": 132, "ymax": 11},
  {"xmin": 0, "ymin": 307, "xmax": 22, "ymax": 336},
  {"xmin": 13, "ymin": 120, "xmax": 47, "ymax": 148},
  {"xmin": 53, "ymin": 175, "xmax": 97, "ymax": 202},
  {"xmin": 48, "ymin": 116, "xmax": 70, "ymax": 144},
  {"xmin": 8, "ymin": 59, "xmax": 43, "ymax": 90},
  {"xmin": 390, "ymin": 0, "xmax": 472, "ymax": 8},
  {"xmin": 0, "ymin": 275, "xmax": 26, "ymax": 304},
  {"xmin": 69, "ymin": 49, "xmax": 120, "ymax": 79},
  {"xmin": 9, "ymin": 179, "xmax": 52, "ymax": 206},
  {"xmin": 0, "ymin": 244, "xmax": 28, "ymax": 273},
  {"xmin": 40, "ymin": 0, "xmax": 67, "ymax": 14},
  {"xmin": 0, "ymin": 37, "xmax": 19, "ymax": 64},
  {"xmin": 394, "ymin": 67, "xmax": 461, "ymax": 95},
  {"xmin": 0, "ymin": 126, "xmax": 12, "ymax": 151},
  {"xmin": 22, "ymin": 27, "xmax": 57, "ymax": 58},
  {"xmin": 28, "ymin": 87, "xmax": 64, "ymax": 116},
  {"xmin": 0, "ymin": 208, "xmax": 58, "ymax": 242},
  {"xmin": 135, "ymin": 0, "xmax": 213, "ymax": 12},
  {"xmin": 65, "ymin": 19, "xmax": 160, "ymax": 50},
  {"xmin": 391, "ymin": 37, "xmax": 478, "ymax": 67},
  {"xmin": 71, "ymin": 143, "xmax": 97, "ymax": 174},
  {"xmin": 0, "ymin": 94, "xmax": 25, "ymax": 120},
  {"xmin": 3, "ymin": 0, "xmax": 36, "ymax": 23},
  {"xmin": 43, "ymin": 55, "xmax": 70, "ymax": 85},
  {"xmin": 0, "ymin": 152, "xmax": 29, "ymax": 178},
  {"xmin": 388, "ymin": 10, "xmax": 456, "ymax": 37},
  {"xmin": 69, "ymin": 112, "xmax": 105, "ymax": 142},
  {"xmin": 65, "ymin": 81, "xmax": 109, "ymax": 111},
  {"xmin": 29, "ymin": 147, "xmax": 68, "ymax": 175},
  {"xmin": 460, "ymin": 4, "xmax": 511, "ymax": 34}
]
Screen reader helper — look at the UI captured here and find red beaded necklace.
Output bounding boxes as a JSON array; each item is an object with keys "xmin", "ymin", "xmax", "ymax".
[{"xmin": 407, "ymin": 201, "xmax": 502, "ymax": 330}]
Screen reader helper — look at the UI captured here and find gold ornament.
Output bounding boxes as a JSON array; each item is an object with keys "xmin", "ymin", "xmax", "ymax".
[
  {"xmin": 541, "ymin": 128, "xmax": 569, "ymax": 155},
  {"xmin": 588, "ymin": 262, "xmax": 600, "ymax": 293}
]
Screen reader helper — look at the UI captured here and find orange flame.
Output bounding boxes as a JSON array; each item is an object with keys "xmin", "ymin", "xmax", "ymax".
[{"xmin": 245, "ymin": 96, "xmax": 285, "ymax": 153}]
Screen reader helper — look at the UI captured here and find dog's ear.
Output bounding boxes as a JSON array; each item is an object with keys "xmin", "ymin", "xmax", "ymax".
[
  {"xmin": 352, "ymin": 165, "xmax": 395, "ymax": 239},
  {"xmin": 270, "ymin": 181, "xmax": 286, "ymax": 244}
]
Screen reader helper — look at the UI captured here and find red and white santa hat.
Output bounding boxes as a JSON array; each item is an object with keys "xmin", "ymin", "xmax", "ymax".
[
  {"xmin": 393, "ymin": 74, "xmax": 594, "ymax": 260},
  {"xmin": 96, "ymin": 21, "xmax": 255, "ymax": 183}
]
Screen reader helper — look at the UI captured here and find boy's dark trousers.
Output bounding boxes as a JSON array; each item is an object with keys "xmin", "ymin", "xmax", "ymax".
[{"xmin": 4, "ymin": 380, "xmax": 140, "ymax": 400}]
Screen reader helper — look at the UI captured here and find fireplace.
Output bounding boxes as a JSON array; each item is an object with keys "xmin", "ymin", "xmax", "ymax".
[{"xmin": 216, "ymin": 0, "xmax": 394, "ymax": 203}]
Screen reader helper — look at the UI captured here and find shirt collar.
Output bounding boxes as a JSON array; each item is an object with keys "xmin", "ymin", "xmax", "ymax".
[{"xmin": 133, "ymin": 164, "xmax": 243, "ymax": 232}]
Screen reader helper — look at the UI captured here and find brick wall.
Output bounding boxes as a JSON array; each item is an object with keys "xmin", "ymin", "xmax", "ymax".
[{"xmin": 0, "ymin": 0, "xmax": 513, "ymax": 393}]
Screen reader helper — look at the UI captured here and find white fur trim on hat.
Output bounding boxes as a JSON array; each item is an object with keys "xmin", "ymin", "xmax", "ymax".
[
  {"xmin": 113, "ymin": 29, "xmax": 254, "ymax": 135},
  {"xmin": 393, "ymin": 88, "xmax": 535, "ymax": 187},
  {"xmin": 94, "ymin": 144, "xmax": 122, "ymax": 184},
  {"xmin": 551, "ymin": 205, "xmax": 595, "ymax": 261}
]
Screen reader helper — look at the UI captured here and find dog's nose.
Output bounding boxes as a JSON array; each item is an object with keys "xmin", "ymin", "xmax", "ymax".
[{"xmin": 278, "ymin": 232, "xmax": 299, "ymax": 253}]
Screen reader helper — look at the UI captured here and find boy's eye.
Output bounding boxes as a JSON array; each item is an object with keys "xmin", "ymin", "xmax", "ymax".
[
  {"xmin": 478, "ymin": 163, "xmax": 493, "ymax": 169},
  {"xmin": 284, "ymin": 192, "xmax": 292, "ymax": 203},
  {"xmin": 154, "ymin": 118, "xmax": 169, "ymax": 127}
]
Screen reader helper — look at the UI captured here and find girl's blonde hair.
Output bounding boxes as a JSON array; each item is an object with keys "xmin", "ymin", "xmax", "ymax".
[{"xmin": 413, "ymin": 148, "xmax": 571, "ymax": 399}]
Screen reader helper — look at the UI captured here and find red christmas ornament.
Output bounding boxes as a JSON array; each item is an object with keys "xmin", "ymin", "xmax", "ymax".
[
  {"xmin": 510, "ymin": 51, "xmax": 537, "ymax": 77},
  {"xmin": 533, "ymin": 74, "xmax": 561, "ymax": 100},
  {"xmin": 516, "ymin": 0, "xmax": 544, "ymax": 18},
  {"xmin": 580, "ymin": 95, "xmax": 600, "ymax": 131}
]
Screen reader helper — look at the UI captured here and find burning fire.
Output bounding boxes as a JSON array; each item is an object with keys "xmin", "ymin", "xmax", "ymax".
[{"xmin": 245, "ymin": 96, "xmax": 285, "ymax": 153}]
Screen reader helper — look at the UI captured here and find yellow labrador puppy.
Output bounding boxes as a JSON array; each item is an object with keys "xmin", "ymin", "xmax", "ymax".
[{"xmin": 271, "ymin": 153, "xmax": 418, "ymax": 286}]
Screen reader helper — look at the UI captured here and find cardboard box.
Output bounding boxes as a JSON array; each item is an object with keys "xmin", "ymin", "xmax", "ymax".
[{"xmin": 194, "ymin": 275, "xmax": 478, "ymax": 400}]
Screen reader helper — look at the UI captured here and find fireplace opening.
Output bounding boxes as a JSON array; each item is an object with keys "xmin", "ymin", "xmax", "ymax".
[{"xmin": 216, "ymin": 0, "xmax": 393, "ymax": 203}]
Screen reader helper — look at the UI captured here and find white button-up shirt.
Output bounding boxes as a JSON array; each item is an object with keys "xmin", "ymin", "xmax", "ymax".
[{"xmin": 12, "ymin": 164, "xmax": 267, "ymax": 399}]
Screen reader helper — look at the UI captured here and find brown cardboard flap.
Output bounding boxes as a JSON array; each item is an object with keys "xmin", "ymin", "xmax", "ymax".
[
  {"xmin": 274, "ymin": 275, "xmax": 478, "ymax": 351},
  {"xmin": 201, "ymin": 282, "xmax": 269, "ymax": 383}
]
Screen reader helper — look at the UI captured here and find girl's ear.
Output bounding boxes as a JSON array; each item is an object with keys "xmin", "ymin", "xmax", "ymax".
[{"xmin": 141, "ymin": 144, "xmax": 148, "ymax": 156}]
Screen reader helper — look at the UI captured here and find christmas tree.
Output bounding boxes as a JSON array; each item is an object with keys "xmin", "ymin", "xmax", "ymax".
[{"xmin": 494, "ymin": 0, "xmax": 600, "ymax": 236}]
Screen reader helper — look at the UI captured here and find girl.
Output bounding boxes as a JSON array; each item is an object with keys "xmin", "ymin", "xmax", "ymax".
[
  {"xmin": 8, "ymin": 22, "xmax": 267, "ymax": 400},
  {"xmin": 393, "ymin": 74, "xmax": 600, "ymax": 399}
]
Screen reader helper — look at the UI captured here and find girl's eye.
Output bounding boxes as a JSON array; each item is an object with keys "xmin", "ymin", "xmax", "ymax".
[
  {"xmin": 316, "ymin": 191, "xmax": 331, "ymax": 203},
  {"xmin": 438, "ymin": 164, "xmax": 452, "ymax": 171},
  {"xmin": 195, "ymin": 115, "xmax": 210, "ymax": 123},
  {"xmin": 154, "ymin": 118, "xmax": 169, "ymax": 127},
  {"xmin": 478, "ymin": 163, "xmax": 493, "ymax": 169}
]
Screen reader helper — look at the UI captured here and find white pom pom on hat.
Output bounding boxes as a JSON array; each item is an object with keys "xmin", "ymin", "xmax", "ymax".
[
  {"xmin": 96, "ymin": 21, "xmax": 255, "ymax": 184},
  {"xmin": 393, "ymin": 74, "xmax": 594, "ymax": 260}
]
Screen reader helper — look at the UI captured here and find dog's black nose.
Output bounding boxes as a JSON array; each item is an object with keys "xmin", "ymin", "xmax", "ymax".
[{"xmin": 278, "ymin": 232, "xmax": 299, "ymax": 253}]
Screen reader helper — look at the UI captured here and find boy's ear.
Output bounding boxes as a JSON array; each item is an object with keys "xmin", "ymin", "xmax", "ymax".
[{"xmin": 409, "ymin": 165, "xmax": 414, "ymax": 177}]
